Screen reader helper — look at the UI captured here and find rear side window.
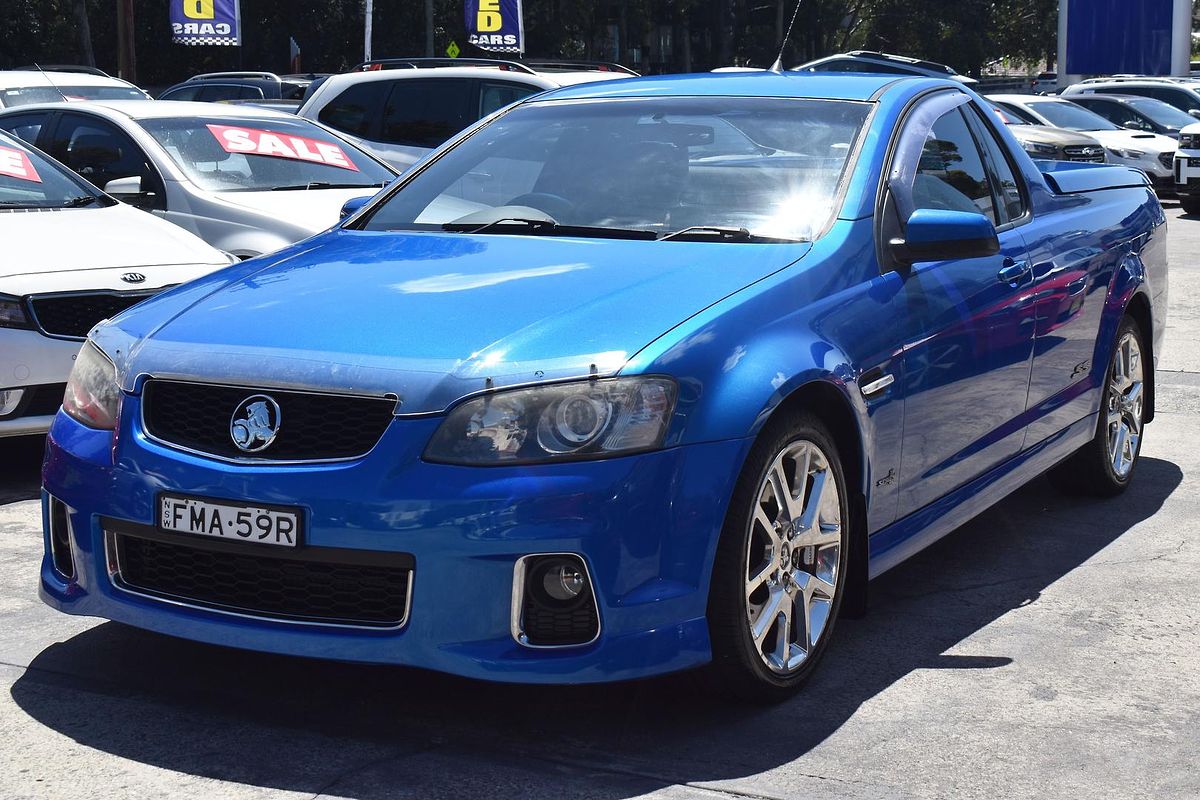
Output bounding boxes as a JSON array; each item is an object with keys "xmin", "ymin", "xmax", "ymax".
[
  {"xmin": 0, "ymin": 112, "xmax": 49, "ymax": 145},
  {"xmin": 318, "ymin": 80, "xmax": 390, "ymax": 138},
  {"xmin": 1144, "ymin": 87, "xmax": 1200, "ymax": 112},
  {"xmin": 479, "ymin": 81, "xmax": 540, "ymax": 117},
  {"xmin": 196, "ymin": 84, "xmax": 264, "ymax": 102},
  {"xmin": 380, "ymin": 79, "xmax": 473, "ymax": 148},
  {"xmin": 160, "ymin": 85, "xmax": 200, "ymax": 101}
]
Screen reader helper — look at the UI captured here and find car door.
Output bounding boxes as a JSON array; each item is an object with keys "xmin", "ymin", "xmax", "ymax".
[
  {"xmin": 882, "ymin": 97, "xmax": 1036, "ymax": 519},
  {"xmin": 46, "ymin": 112, "xmax": 165, "ymax": 211}
]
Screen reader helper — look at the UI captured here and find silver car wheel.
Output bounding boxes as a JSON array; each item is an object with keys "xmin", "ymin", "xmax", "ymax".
[
  {"xmin": 743, "ymin": 439, "xmax": 842, "ymax": 675},
  {"xmin": 1106, "ymin": 330, "xmax": 1144, "ymax": 479}
]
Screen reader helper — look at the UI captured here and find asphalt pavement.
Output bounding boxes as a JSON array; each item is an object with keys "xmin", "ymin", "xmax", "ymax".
[{"xmin": 0, "ymin": 204, "xmax": 1197, "ymax": 800}]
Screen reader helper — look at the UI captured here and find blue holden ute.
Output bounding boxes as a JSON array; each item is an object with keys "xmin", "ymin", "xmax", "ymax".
[{"xmin": 41, "ymin": 71, "xmax": 1166, "ymax": 700}]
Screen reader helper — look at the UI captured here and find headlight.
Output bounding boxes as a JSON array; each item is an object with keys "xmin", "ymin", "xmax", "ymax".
[
  {"xmin": 0, "ymin": 294, "xmax": 32, "ymax": 329},
  {"xmin": 1107, "ymin": 147, "xmax": 1145, "ymax": 159},
  {"xmin": 424, "ymin": 377, "xmax": 677, "ymax": 465},
  {"xmin": 1022, "ymin": 141, "xmax": 1058, "ymax": 157},
  {"xmin": 63, "ymin": 342, "xmax": 121, "ymax": 429},
  {"xmin": 1180, "ymin": 133, "xmax": 1199, "ymax": 149}
]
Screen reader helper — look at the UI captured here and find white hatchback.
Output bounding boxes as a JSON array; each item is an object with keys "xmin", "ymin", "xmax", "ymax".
[
  {"xmin": 0, "ymin": 130, "xmax": 232, "ymax": 437},
  {"xmin": 0, "ymin": 101, "xmax": 398, "ymax": 258}
]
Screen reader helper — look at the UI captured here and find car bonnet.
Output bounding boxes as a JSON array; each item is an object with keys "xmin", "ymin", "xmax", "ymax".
[{"xmin": 94, "ymin": 229, "xmax": 812, "ymax": 414}]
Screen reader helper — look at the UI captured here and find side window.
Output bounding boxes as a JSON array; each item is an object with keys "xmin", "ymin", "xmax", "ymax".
[
  {"xmin": 317, "ymin": 80, "xmax": 390, "ymax": 138},
  {"xmin": 964, "ymin": 106, "xmax": 1027, "ymax": 224},
  {"xmin": 1149, "ymin": 87, "xmax": 1200, "ymax": 112},
  {"xmin": 48, "ymin": 115, "xmax": 163, "ymax": 208},
  {"xmin": 912, "ymin": 107, "xmax": 998, "ymax": 223},
  {"xmin": 159, "ymin": 85, "xmax": 200, "ymax": 101},
  {"xmin": 196, "ymin": 84, "xmax": 263, "ymax": 102},
  {"xmin": 0, "ymin": 112, "xmax": 49, "ymax": 145},
  {"xmin": 479, "ymin": 81, "xmax": 540, "ymax": 117},
  {"xmin": 380, "ymin": 79, "xmax": 473, "ymax": 148}
]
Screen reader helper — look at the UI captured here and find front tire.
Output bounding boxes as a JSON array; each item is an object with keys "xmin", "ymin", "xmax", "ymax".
[
  {"xmin": 1180, "ymin": 194, "xmax": 1200, "ymax": 215},
  {"xmin": 707, "ymin": 413, "xmax": 850, "ymax": 703},
  {"xmin": 1050, "ymin": 315, "xmax": 1147, "ymax": 497}
]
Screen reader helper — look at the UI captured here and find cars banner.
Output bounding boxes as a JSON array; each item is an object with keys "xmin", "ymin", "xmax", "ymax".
[
  {"xmin": 170, "ymin": 0, "xmax": 241, "ymax": 46},
  {"xmin": 464, "ymin": 0, "xmax": 524, "ymax": 53}
]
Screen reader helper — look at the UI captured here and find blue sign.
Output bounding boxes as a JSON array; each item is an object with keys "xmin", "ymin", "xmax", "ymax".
[
  {"xmin": 465, "ymin": 0, "xmax": 524, "ymax": 54},
  {"xmin": 1066, "ymin": 0, "xmax": 1173, "ymax": 75},
  {"xmin": 170, "ymin": 0, "xmax": 241, "ymax": 46}
]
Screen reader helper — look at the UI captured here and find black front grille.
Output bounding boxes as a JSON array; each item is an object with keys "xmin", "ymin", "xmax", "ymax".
[
  {"xmin": 142, "ymin": 380, "xmax": 395, "ymax": 461},
  {"xmin": 29, "ymin": 291, "xmax": 159, "ymax": 339},
  {"xmin": 1159, "ymin": 151, "xmax": 1175, "ymax": 170},
  {"xmin": 111, "ymin": 530, "xmax": 412, "ymax": 627},
  {"xmin": 522, "ymin": 595, "xmax": 600, "ymax": 646},
  {"xmin": 0, "ymin": 383, "xmax": 65, "ymax": 420}
]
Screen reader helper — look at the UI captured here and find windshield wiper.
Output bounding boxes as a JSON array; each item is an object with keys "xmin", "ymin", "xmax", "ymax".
[
  {"xmin": 61, "ymin": 195, "xmax": 100, "ymax": 208},
  {"xmin": 657, "ymin": 226, "xmax": 801, "ymax": 243},
  {"xmin": 271, "ymin": 181, "xmax": 386, "ymax": 191},
  {"xmin": 439, "ymin": 218, "xmax": 658, "ymax": 240}
]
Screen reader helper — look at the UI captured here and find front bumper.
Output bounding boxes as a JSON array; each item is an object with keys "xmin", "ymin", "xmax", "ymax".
[
  {"xmin": 0, "ymin": 329, "xmax": 81, "ymax": 437},
  {"xmin": 1174, "ymin": 151, "xmax": 1200, "ymax": 194},
  {"xmin": 40, "ymin": 401, "xmax": 750, "ymax": 684}
]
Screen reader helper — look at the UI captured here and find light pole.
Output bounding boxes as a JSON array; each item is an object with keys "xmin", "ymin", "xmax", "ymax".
[{"xmin": 364, "ymin": 0, "xmax": 374, "ymax": 62}]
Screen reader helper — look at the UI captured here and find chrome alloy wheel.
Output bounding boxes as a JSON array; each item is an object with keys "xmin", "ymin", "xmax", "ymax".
[
  {"xmin": 1106, "ymin": 331, "xmax": 1145, "ymax": 479},
  {"xmin": 744, "ymin": 439, "xmax": 842, "ymax": 675}
]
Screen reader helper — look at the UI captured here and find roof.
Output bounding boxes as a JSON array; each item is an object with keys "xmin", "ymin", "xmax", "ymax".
[
  {"xmin": 539, "ymin": 70, "xmax": 929, "ymax": 103},
  {"xmin": 986, "ymin": 94, "xmax": 1068, "ymax": 105},
  {"xmin": 0, "ymin": 99, "xmax": 296, "ymax": 121},
  {"xmin": 315, "ymin": 67, "xmax": 559, "ymax": 92},
  {"xmin": 0, "ymin": 70, "xmax": 138, "ymax": 89}
]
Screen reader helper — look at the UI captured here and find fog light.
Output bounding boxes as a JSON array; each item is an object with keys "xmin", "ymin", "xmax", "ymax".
[
  {"xmin": 512, "ymin": 554, "xmax": 600, "ymax": 647},
  {"xmin": 542, "ymin": 562, "xmax": 585, "ymax": 601},
  {"xmin": 0, "ymin": 388, "xmax": 24, "ymax": 417},
  {"xmin": 48, "ymin": 496, "xmax": 76, "ymax": 581}
]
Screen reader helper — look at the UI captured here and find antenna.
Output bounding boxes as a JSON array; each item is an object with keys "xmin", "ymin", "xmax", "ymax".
[
  {"xmin": 769, "ymin": 0, "xmax": 804, "ymax": 73},
  {"xmin": 32, "ymin": 63, "xmax": 70, "ymax": 102}
]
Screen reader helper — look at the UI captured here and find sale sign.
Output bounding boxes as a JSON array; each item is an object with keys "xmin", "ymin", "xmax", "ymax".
[
  {"xmin": 0, "ymin": 145, "xmax": 41, "ymax": 183},
  {"xmin": 204, "ymin": 125, "xmax": 360, "ymax": 172}
]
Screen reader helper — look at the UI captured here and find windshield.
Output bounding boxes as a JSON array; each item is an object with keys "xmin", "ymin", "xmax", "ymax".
[
  {"xmin": 1, "ymin": 85, "xmax": 146, "ymax": 106},
  {"xmin": 140, "ymin": 116, "xmax": 396, "ymax": 192},
  {"xmin": 0, "ymin": 132, "xmax": 106, "ymax": 208},
  {"xmin": 1031, "ymin": 101, "xmax": 1119, "ymax": 131},
  {"xmin": 1126, "ymin": 97, "xmax": 1195, "ymax": 129},
  {"xmin": 361, "ymin": 96, "xmax": 871, "ymax": 241}
]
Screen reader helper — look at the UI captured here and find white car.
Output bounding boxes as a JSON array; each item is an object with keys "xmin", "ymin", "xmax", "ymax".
[
  {"xmin": 0, "ymin": 69, "xmax": 149, "ymax": 108},
  {"xmin": 987, "ymin": 94, "xmax": 1177, "ymax": 189},
  {"xmin": 0, "ymin": 101, "xmax": 398, "ymax": 258},
  {"xmin": 298, "ymin": 58, "xmax": 634, "ymax": 169},
  {"xmin": 0, "ymin": 130, "xmax": 232, "ymax": 437},
  {"xmin": 1172, "ymin": 124, "xmax": 1200, "ymax": 213}
]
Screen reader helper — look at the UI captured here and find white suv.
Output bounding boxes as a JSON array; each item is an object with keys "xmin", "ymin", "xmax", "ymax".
[
  {"xmin": 0, "ymin": 69, "xmax": 149, "ymax": 108},
  {"xmin": 298, "ymin": 58, "xmax": 635, "ymax": 169}
]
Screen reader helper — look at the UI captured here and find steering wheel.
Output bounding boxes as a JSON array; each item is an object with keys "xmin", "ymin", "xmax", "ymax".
[{"xmin": 507, "ymin": 192, "xmax": 575, "ymax": 220}]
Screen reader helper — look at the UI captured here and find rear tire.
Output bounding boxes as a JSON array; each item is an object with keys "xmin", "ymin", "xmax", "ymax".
[
  {"xmin": 1049, "ymin": 315, "xmax": 1147, "ymax": 497},
  {"xmin": 707, "ymin": 413, "xmax": 851, "ymax": 703},
  {"xmin": 1180, "ymin": 194, "xmax": 1200, "ymax": 215}
]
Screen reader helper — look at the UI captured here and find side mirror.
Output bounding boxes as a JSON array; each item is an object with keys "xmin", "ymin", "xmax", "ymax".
[
  {"xmin": 890, "ymin": 208, "xmax": 1000, "ymax": 266},
  {"xmin": 339, "ymin": 194, "xmax": 370, "ymax": 220},
  {"xmin": 1121, "ymin": 120, "xmax": 1147, "ymax": 131},
  {"xmin": 1189, "ymin": 109, "xmax": 1200, "ymax": 120},
  {"xmin": 103, "ymin": 175, "xmax": 142, "ymax": 195},
  {"xmin": 103, "ymin": 175, "xmax": 156, "ymax": 210}
]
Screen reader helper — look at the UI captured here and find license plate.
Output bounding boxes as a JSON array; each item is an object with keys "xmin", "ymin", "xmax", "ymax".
[{"xmin": 158, "ymin": 493, "xmax": 301, "ymax": 548}]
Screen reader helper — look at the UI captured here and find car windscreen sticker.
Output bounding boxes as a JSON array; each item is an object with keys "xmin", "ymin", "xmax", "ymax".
[
  {"xmin": 205, "ymin": 124, "xmax": 360, "ymax": 172},
  {"xmin": 0, "ymin": 145, "xmax": 41, "ymax": 183}
]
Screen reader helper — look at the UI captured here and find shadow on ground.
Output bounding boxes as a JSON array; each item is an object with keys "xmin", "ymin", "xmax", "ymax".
[
  {"xmin": 9, "ymin": 457, "xmax": 1183, "ymax": 797},
  {"xmin": 0, "ymin": 435, "xmax": 43, "ymax": 504}
]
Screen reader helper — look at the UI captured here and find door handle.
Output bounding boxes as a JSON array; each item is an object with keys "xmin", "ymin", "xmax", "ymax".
[{"xmin": 997, "ymin": 259, "xmax": 1031, "ymax": 286}]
